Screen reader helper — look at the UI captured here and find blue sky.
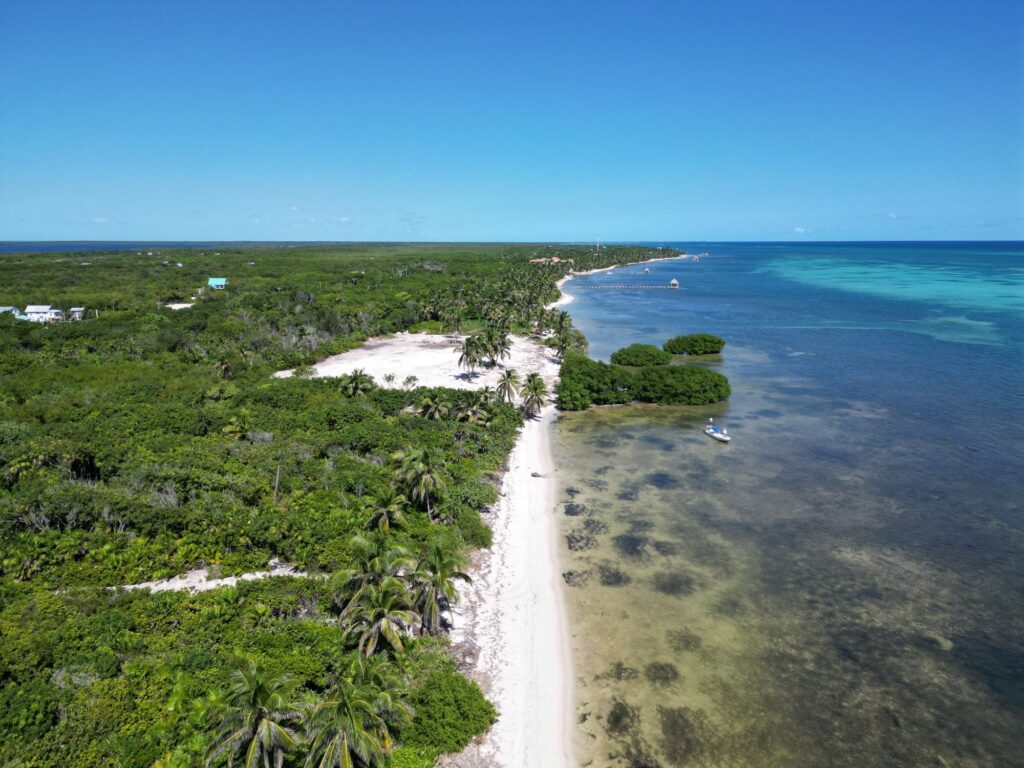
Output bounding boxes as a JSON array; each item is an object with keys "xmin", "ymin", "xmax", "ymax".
[{"xmin": 1, "ymin": 0, "xmax": 1021, "ymax": 241}]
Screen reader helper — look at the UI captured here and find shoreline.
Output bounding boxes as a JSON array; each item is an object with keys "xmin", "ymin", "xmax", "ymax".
[
  {"xmin": 446, "ymin": 407, "xmax": 572, "ymax": 767},
  {"xmin": 551, "ymin": 253, "xmax": 687, "ymax": 308},
  {"xmin": 449, "ymin": 252, "xmax": 684, "ymax": 766}
]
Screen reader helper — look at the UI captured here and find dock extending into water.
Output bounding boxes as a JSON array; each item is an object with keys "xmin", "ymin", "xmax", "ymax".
[{"xmin": 574, "ymin": 284, "xmax": 679, "ymax": 290}]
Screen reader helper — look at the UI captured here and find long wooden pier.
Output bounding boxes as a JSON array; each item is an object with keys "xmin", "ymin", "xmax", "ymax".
[{"xmin": 574, "ymin": 284, "xmax": 679, "ymax": 290}]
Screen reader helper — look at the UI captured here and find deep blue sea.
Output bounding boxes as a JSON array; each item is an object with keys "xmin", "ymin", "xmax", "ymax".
[
  {"xmin": 555, "ymin": 242, "xmax": 1024, "ymax": 767},
  {"xmin": 0, "ymin": 241, "xmax": 319, "ymax": 254}
]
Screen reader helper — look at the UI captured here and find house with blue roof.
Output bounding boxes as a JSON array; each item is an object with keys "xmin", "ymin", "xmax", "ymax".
[{"xmin": 208, "ymin": 277, "xmax": 228, "ymax": 290}]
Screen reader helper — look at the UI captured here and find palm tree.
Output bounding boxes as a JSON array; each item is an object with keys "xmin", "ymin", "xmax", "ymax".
[
  {"xmin": 303, "ymin": 677, "xmax": 393, "ymax": 768},
  {"xmin": 391, "ymin": 448, "xmax": 447, "ymax": 522},
  {"xmin": 496, "ymin": 369, "xmax": 520, "ymax": 405},
  {"xmin": 519, "ymin": 372, "xmax": 548, "ymax": 417},
  {"xmin": 476, "ymin": 386, "xmax": 498, "ymax": 408},
  {"xmin": 340, "ymin": 369, "xmax": 375, "ymax": 397},
  {"xmin": 456, "ymin": 336, "xmax": 481, "ymax": 378},
  {"xmin": 552, "ymin": 332, "xmax": 572, "ymax": 360},
  {"xmin": 453, "ymin": 402, "xmax": 489, "ymax": 425},
  {"xmin": 342, "ymin": 654, "xmax": 409, "ymax": 723},
  {"xmin": 339, "ymin": 580, "xmax": 416, "ymax": 657},
  {"xmin": 364, "ymin": 489, "xmax": 408, "ymax": 534},
  {"xmin": 411, "ymin": 534, "xmax": 472, "ymax": 636},
  {"xmin": 416, "ymin": 396, "xmax": 449, "ymax": 421},
  {"xmin": 204, "ymin": 662, "xmax": 302, "ymax": 768},
  {"xmin": 331, "ymin": 533, "xmax": 414, "ymax": 610},
  {"xmin": 491, "ymin": 333, "xmax": 512, "ymax": 365}
]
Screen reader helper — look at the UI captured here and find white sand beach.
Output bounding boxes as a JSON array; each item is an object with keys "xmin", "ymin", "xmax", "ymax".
[{"xmin": 445, "ymin": 406, "xmax": 573, "ymax": 768}]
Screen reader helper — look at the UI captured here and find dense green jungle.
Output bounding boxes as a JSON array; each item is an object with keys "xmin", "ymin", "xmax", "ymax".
[{"xmin": 0, "ymin": 242, "xmax": 668, "ymax": 768}]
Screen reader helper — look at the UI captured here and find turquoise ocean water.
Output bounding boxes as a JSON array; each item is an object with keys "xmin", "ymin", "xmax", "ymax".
[{"xmin": 555, "ymin": 242, "xmax": 1023, "ymax": 767}]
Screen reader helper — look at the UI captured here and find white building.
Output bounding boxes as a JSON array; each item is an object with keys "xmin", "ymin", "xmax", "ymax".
[{"xmin": 25, "ymin": 305, "xmax": 64, "ymax": 323}]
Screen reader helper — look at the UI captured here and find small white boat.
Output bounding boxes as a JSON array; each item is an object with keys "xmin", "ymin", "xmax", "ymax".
[{"xmin": 704, "ymin": 418, "xmax": 731, "ymax": 442}]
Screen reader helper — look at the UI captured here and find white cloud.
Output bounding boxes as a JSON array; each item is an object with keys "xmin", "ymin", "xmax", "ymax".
[
  {"xmin": 290, "ymin": 205, "xmax": 300, "ymax": 212},
  {"xmin": 91, "ymin": 217, "xmax": 108, "ymax": 224},
  {"xmin": 794, "ymin": 226, "xmax": 812, "ymax": 234},
  {"xmin": 887, "ymin": 213, "xmax": 899, "ymax": 220}
]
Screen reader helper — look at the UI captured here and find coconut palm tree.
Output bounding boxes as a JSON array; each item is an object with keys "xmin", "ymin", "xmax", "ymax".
[
  {"xmin": 364, "ymin": 489, "xmax": 408, "ymax": 535},
  {"xmin": 453, "ymin": 402, "xmax": 489, "ymax": 425},
  {"xmin": 340, "ymin": 369, "xmax": 375, "ymax": 397},
  {"xmin": 410, "ymin": 534, "xmax": 472, "ymax": 636},
  {"xmin": 456, "ymin": 336, "xmax": 481, "ymax": 378},
  {"xmin": 331, "ymin": 533, "xmax": 414, "ymax": 610},
  {"xmin": 552, "ymin": 332, "xmax": 572, "ymax": 360},
  {"xmin": 519, "ymin": 373, "xmax": 548, "ymax": 417},
  {"xmin": 204, "ymin": 662, "xmax": 302, "ymax": 768},
  {"xmin": 416, "ymin": 396, "xmax": 449, "ymax": 421},
  {"xmin": 342, "ymin": 654, "xmax": 411, "ymax": 729},
  {"xmin": 496, "ymin": 369, "xmax": 520, "ymax": 405},
  {"xmin": 490, "ymin": 332, "xmax": 512, "ymax": 365},
  {"xmin": 339, "ymin": 580, "xmax": 416, "ymax": 657},
  {"xmin": 390, "ymin": 448, "xmax": 447, "ymax": 522},
  {"xmin": 554, "ymin": 309, "xmax": 571, "ymax": 334},
  {"xmin": 476, "ymin": 386, "xmax": 498, "ymax": 408},
  {"xmin": 303, "ymin": 677, "xmax": 393, "ymax": 768}
]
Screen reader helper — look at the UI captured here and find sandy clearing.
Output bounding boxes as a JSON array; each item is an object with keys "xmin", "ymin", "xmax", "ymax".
[
  {"xmin": 118, "ymin": 561, "xmax": 309, "ymax": 594},
  {"xmin": 274, "ymin": 332, "xmax": 560, "ymax": 394}
]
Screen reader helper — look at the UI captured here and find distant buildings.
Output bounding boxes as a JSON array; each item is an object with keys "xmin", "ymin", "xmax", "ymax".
[
  {"xmin": 528, "ymin": 256, "xmax": 575, "ymax": 266},
  {"xmin": 207, "ymin": 277, "xmax": 228, "ymax": 290},
  {"xmin": 25, "ymin": 305, "xmax": 65, "ymax": 323},
  {"xmin": 2, "ymin": 305, "xmax": 87, "ymax": 323}
]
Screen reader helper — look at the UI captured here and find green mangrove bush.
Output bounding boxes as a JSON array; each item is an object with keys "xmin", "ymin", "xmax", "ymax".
[
  {"xmin": 663, "ymin": 333, "xmax": 726, "ymax": 355},
  {"xmin": 609, "ymin": 343, "xmax": 672, "ymax": 366}
]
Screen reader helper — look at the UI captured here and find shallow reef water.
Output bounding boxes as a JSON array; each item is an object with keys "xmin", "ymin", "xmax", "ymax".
[{"xmin": 555, "ymin": 243, "xmax": 1024, "ymax": 767}]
